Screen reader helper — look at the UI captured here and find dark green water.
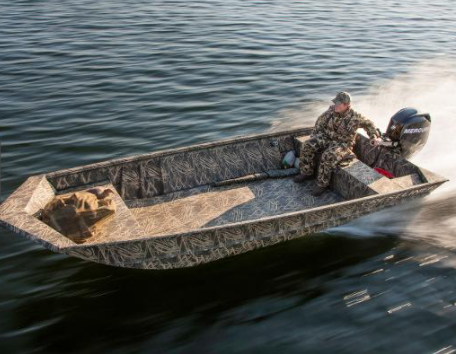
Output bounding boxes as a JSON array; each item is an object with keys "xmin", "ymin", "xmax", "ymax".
[{"xmin": 2, "ymin": 1, "xmax": 456, "ymax": 353}]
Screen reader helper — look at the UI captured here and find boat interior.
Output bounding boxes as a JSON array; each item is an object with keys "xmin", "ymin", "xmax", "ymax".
[{"xmin": 26, "ymin": 128, "xmax": 429, "ymax": 246}]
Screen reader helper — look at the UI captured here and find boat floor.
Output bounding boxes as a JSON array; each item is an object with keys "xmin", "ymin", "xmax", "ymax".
[{"xmin": 127, "ymin": 177, "xmax": 344, "ymax": 238}]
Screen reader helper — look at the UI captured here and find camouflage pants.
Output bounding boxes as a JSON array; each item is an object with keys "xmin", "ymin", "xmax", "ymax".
[{"xmin": 299, "ymin": 134, "xmax": 352, "ymax": 188}]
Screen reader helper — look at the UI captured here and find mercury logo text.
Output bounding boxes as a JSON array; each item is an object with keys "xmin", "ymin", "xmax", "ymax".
[{"xmin": 403, "ymin": 127, "xmax": 430, "ymax": 134}]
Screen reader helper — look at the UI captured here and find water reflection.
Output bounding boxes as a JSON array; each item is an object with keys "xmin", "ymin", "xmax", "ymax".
[{"xmin": 2, "ymin": 234, "xmax": 398, "ymax": 353}]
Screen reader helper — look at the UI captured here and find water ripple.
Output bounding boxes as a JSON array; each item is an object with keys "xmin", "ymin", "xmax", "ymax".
[{"xmin": 1, "ymin": 0, "xmax": 456, "ymax": 353}]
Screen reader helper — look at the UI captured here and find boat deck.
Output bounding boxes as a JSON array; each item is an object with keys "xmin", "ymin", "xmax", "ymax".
[
  {"xmin": 42, "ymin": 177, "xmax": 344, "ymax": 246},
  {"xmin": 127, "ymin": 177, "xmax": 344, "ymax": 238}
]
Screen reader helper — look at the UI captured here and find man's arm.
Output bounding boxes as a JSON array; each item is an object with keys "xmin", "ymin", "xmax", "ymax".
[
  {"xmin": 356, "ymin": 112, "xmax": 379, "ymax": 139},
  {"xmin": 312, "ymin": 108, "xmax": 330, "ymax": 136}
]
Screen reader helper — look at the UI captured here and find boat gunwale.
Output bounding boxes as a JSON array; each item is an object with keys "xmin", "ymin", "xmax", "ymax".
[{"xmin": 45, "ymin": 127, "xmax": 313, "ymax": 178}]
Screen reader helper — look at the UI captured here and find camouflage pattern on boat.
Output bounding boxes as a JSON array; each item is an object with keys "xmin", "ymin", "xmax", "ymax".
[{"xmin": 0, "ymin": 128, "xmax": 447, "ymax": 269}]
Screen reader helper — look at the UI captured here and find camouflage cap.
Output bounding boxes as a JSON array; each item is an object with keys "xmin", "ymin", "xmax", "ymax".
[{"xmin": 332, "ymin": 91, "xmax": 351, "ymax": 105}]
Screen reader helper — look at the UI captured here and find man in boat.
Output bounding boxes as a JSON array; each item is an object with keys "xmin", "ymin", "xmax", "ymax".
[{"xmin": 294, "ymin": 91, "xmax": 380, "ymax": 196}]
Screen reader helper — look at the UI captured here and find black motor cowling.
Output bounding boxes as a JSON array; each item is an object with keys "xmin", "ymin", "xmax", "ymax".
[{"xmin": 384, "ymin": 108, "xmax": 431, "ymax": 159}]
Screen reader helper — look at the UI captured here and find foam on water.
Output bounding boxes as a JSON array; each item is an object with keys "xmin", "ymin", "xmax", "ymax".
[{"xmin": 272, "ymin": 58, "xmax": 456, "ymax": 248}]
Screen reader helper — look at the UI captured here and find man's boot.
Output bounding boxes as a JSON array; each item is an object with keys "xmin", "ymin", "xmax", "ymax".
[
  {"xmin": 293, "ymin": 173, "xmax": 313, "ymax": 183},
  {"xmin": 311, "ymin": 185, "xmax": 327, "ymax": 197}
]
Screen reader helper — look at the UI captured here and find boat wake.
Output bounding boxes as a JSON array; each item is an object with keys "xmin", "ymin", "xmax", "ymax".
[{"xmin": 272, "ymin": 58, "xmax": 456, "ymax": 249}]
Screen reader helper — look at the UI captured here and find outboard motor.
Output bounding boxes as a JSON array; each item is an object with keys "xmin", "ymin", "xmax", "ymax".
[{"xmin": 380, "ymin": 108, "xmax": 431, "ymax": 159}]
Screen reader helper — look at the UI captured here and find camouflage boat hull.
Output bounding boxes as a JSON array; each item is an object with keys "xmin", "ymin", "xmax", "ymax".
[{"xmin": 0, "ymin": 128, "xmax": 447, "ymax": 269}]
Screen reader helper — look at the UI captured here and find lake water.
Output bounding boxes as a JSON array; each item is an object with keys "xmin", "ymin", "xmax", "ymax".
[{"xmin": 1, "ymin": 1, "xmax": 456, "ymax": 353}]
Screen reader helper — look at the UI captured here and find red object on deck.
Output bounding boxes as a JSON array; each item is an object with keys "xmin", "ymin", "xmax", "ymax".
[{"xmin": 374, "ymin": 167, "xmax": 394, "ymax": 179}]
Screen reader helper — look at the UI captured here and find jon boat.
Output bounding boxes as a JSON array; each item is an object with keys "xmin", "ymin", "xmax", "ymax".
[{"xmin": 0, "ymin": 109, "xmax": 448, "ymax": 269}]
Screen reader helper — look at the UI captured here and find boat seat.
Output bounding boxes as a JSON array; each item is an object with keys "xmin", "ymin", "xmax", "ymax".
[{"xmin": 332, "ymin": 159, "xmax": 409, "ymax": 200}]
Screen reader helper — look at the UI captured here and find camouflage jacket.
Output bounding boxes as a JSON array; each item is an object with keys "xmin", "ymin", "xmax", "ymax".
[{"xmin": 312, "ymin": 105, "xmax": 379, "ymax": 147}]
